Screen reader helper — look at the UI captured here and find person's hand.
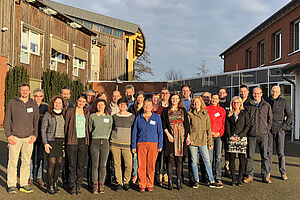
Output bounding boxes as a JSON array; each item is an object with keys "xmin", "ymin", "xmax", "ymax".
[
  {"xmin": 186, "ymin": 135, "xmax": 191, "ymax": 145},
  {"xmin": 44, "ymin": 144, "xmax": 52, "ymax": 154},
  {"xmin": 231, "ymin": 136, "xmax": 238, "ymax": 141},
  {"xmin": 211, "ymin": 132, "xmax": 220, "ymax": 138},
  {"xmin": 158, "ymin": 148, "xmax": 162, "ymax": 152},
  {"xmin": 208, "ymin": 145, "xmax": 213, "ymax": 151},
  {"xmin": 28, "ymin": 135, "xmax": 36, "ymax": 144},
  {"xmin": 132, "ymin": 149, "xmax": 136, "ymax": 155},
  {"xmin": 167, "ymin": 134, "xmax": 174, "ymax": 143},
  {"xmin": 7, "ymin": 135, "xmax": 16, "ymax": 145}
]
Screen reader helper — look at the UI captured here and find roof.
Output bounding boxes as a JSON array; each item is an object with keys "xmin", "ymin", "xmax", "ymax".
[
  {"xmin": 220, "ymin": 0, "xmax": 300, "ymax": 57},
  {"xmin": 281, "ymin": 62, "xmax": 300, "ymax": 74},
  {"xmin": 44, "ymin": 0, "xmax": 141, "ymax": 34}
]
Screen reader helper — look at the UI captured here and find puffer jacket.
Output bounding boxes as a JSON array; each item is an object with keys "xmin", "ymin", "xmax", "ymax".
[
  {"xmin": 188, "ymin": 109, "xmax": 212, "ymax": 147},
  {"xmin": 245, "ymin": 99, "xmax": 273, "ymax": 137},
  {"xmin": 265, "ymin": 96, "xmax": 293, "ymax": 132}
]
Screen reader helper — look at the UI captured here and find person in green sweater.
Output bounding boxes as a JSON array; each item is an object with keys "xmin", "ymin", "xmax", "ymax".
[{"xmin": 89, "ymin": 99, "xmax": 113, "ymax": 194}]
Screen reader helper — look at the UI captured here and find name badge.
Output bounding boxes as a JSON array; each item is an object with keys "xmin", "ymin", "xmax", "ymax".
[
  {"xmin": 104, "ymin": 118, "xmax": 110, "ymax": 123},
  {"xmin": 215, "ymin": 112, "xmax": 220, "ymax": 117},
  {"xmin": 150, "ymin": 120, "xmax": 156, "ymax": 125},
  {"xmin": 27, "ymin": 107, "xmax": 33, "ymax": 113}
]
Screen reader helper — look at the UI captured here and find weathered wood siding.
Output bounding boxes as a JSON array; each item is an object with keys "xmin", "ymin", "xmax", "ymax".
[{"xmin": 0, "ymin": 0, "xmax": 12, "ymax": 58}]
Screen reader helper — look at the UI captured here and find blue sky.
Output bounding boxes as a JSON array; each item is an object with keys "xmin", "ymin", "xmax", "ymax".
[{"xmin": 55, "ymin": 0, "xmax": 291, "ymax": 80}]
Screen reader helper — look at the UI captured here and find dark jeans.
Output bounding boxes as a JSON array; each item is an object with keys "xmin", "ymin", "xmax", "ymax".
[
  {"xmin": 67, "ymin": 139, "xmax": 88, "ymax": 188},
  {"xmin": 90, "ymin": 139, "xmax": 110, "ymax": 183},
  {"xmin": 229, "ymin": 153, "xmax": 246, "ymax": 182},
  {"xmin": 245, "ymin": 135, "xmax": 269, "ymax": 178},
  {"xmin": 30, "ymin": 141, "xmax": 44, "ymax": 180},
  {"xmin": 268, "ymin": 130, "xmax": 286, "ymax": 174},
  {"xmin": 209, "ymin": 137, "xmax": 222, "ymax": 181},
  {"xmin": 62, "ymin": 146, "xmax": 70, "ymax": 186}
]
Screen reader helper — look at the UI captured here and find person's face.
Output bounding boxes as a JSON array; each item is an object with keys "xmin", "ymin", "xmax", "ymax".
[
  {"xmin": 19, "ymin": 86, "xmax": 30, "ymax": 99},
  {"xmin": 240, "ymin": 88, "xmax": 249, "ymax": 99},
  {"xmin": 54, "ymin": 98, "xmax": 63, "ymax": 110},
  {"xmin": 211, "ymin": 95, "xmax": 220, "ymax": 106},
  {"xmin": 219, "ymin": 89, "xmax": 227, "ymax": 99},
  {"xmin": 161, "ymin": 89, "xmax": 170, "ymax": 101},
  {"xmin": 125, "ymin": 88, "xmax": 134, "ymax": 99},
  {"xmin": 181, "ymin": 86, "xmax": 191, "ymax": 100},
  {"xmin": 136, "ymin": 94, "xmax": 145, "ymax": 105},
  {"xmin": 171, "ymin": 95, "xmax": 180, "ymax": 107},
  {"xmin": 193, "ymin": 98, "xmax": 202, "ymax": 111},
  {"xmin": 202, "ymin": 92, "xmax": 211, "ymax": 105},
  {"xmin": 97, "ymin": 101, "xmax": 106, "ymax": 113},
  {"xmin": 253, "ymin": 88, "xmax": 263, "ymax": 102},
  {"xmin": 152, "ymin": 95, "xmax": 160, "ymax": 105},
  {"xmin": 232, "ymin": 99, "xmax": 241, "ymax": 110},
  {"xmin": 33, "ymin": 91, "xmax": 44, "ymax": 104},
  {"xmin": 77, "ymin": 97, "xmax": 87, "ymax": 108},
  {"xmin": 271, "ymin": 86, "xmax": 281, "ymax": 99},
  {"xmin": 61, "ymin": 89, "xmax": 71, "ymax": 100},
  {"xmin": 112, "ymin": 91, "xmax": 121, "ymax": 104},
  {"xmin": 118, "ymin": 102, "xmax": 128, "ymax": 112},
  {"xmin": 143, "ymin": 101, "xmax": 153, "ymax": 113},
  {"xmin": 86, "ymin": 92, "xmax": 95, "ymax": 104},
  {"xmin": 99, "ymin": 94, "xmax": 107, "ymax": 101}
]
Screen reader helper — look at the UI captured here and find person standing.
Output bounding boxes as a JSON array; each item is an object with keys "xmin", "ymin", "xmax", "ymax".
[
  {"xmin": 225, "ymin": 96, "xmax": 250, "ymax": 186},
  {"xmin": 265, "ymin": 86, "xmax": 293, "ymax": 180},
  {"xmin": 244, "ymin": 87, "xmax": 273, "ymax": 184},
  {"xmin": 240, "ymin": 85, "xmax": 251, "ymax": 107},
  {"xmin": 110, "ymin": 97, "xmax": 135, "ymax": 191},
  {"xmin": 202, "ymin": 92, "xmax": 211, "ymax": 106},
  {"xmin": 4, "ymin": 83, "xmax": 39, "ymax": 194},
  {"xmin": 61, "ymin": 87, "xmax": 74, "ymax": 109},
  {"xmin": 89, "ymin": 99, "xmax": 113, "ymax": 194},
  {"xmin": 65, "ymin": 94, "xmax": 90, "ymax": 195},
  {"xmin": 41, "ymin": 96, "xmax": 67, "ymax": 195},
  {"xmin": 125, "ymin": 85, "xmax": 135, "ymax": 109},
  {"xmin": 207, "ymin": 94, "xmax": 226, "ymax": 188},
  {"xmin": 152, "ymin": 92, "xmax": 161, "ymax": 112},
  {"xmin": 161, "ymin": 93, "xmax": 190, "ymax": 190},
  {"xmin": 29, "ymin": 88, "xmax": 48, "ymax": 186},
  {"xmin": 132, "ymin": 99, "xmax": 163, "ymax": 192},
  {"xmin": 110, "ymin": 90, "xmax": 122, "ymax": 115}
]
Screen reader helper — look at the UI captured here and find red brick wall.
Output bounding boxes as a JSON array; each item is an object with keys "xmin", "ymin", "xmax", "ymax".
[
  {"xmin": 224, "ymin": 5, "xmax": 300, "ymax": 72},
  {"xmin": 0, "ymin": 56, "xmax": 8, "ymax": 127}
]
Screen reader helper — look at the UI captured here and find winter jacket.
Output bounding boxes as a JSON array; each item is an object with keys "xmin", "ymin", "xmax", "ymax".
[
  {"xmin": 245, "ymin": 99, "xmax": 273, "ymax": 137},
  {"xmin": 265, "ymin": 96, "xmax": 293, "ymax": 132},
  {"xmin": 41, "ymin": 112, "xmax": 65, "ymax": 144},
  {"xmin": 188, "ymin": 109, "xmax": 212, "ymax": 147},
  {"xmin": 131, "ymin": 113, "xmax": 163, "ymax": 149},
  {"xmin": 225, "ymin": 110, "xmax": 250, "ymax": 138},
  {"xmin": 206, "ymin": 105, "xmax": 226, "ymax": 137}
]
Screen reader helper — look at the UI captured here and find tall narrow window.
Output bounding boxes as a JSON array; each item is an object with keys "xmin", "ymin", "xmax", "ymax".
[
  {"xmin": 294, "ymin": 19, "xmax": 300, "ymax": 52},
  {"xmin": 20, "ymin": 26, "xmax": 40, "ymax": 64},
  {"xmin": 258, "ymin": 40, "xmax": 265, "ymax": 66},
  {"xmin": 274, "ymin": 31, "xmax": 281, "ymax": 60},
  {"xmin": 246, "ymin": 48, "xmax": 252, "ymax": 68}
]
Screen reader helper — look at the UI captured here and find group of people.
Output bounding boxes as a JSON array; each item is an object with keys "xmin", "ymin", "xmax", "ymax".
[{"xmin": 4, "ymin": 82, "xmax": 293, "ymax": 195}]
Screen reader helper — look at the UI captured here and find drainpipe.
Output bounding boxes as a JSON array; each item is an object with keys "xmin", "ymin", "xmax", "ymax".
[
  {"xmin": 280, "ymin": 71, "xmax": 296, "ymax": 142},
  {"xmin": 11, "ymin": 0, "xmax": 16, "ymax": 67}
]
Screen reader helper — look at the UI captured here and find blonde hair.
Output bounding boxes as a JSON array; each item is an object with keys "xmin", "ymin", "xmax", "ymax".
[
  {"xmin": 228, "ymin": 96, "xmax": 244, "ymax": 117},
  {"xmin": 190, "ymin": 96, "xmax": 206, "ymax": 112}
]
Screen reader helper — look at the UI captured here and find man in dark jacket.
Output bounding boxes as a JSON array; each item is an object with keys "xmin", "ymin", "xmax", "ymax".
[
  {"xmin": 4, "ymin": 83, "xmax": 39, "ymax": 194},
  {"xmin": 244, "ymin": 87, "xmax": 273, "ymax": 184},
  {"xmin": 265, "ymin": 86, "xmax": 293, "ymax": 180},
  {"xmin": 240, "ymin": 85, "xmax": 251, "ymax": 107}
]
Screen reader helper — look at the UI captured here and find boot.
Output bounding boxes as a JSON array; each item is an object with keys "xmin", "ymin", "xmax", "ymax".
[
  {"xmin": 48, "ymin": 185, "xmax": 56, "ymax": 195},
  {"xmin": 177, "ymin": 178, "xmax": 182, "ymax": 190},
  {"xmin": 92, "ymin": 182, "xmax": 98, "ymax": 194},
  {"xmin": 168, "ymin": 179, "xmax": 173, "ymax": 190},
  {"xmin": 99, "ymin": 182, "xmax": 104, "ymax": 194},
  {"xmin": 53, "ymin": 182, "xmax": 60, "ymax": 193}
]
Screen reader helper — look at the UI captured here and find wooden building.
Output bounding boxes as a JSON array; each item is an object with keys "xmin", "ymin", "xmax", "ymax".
[{"xmin": 44, "ymin": 0, "xmax": 146, "ymax": 81}]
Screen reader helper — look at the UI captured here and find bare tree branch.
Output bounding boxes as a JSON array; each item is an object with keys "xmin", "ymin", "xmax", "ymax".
[
  {"xmin": 165, "ymin": 68, "xmax": 184, "ymax": 80},
  {"xmin": 133, "ymin": 50, "xmax": 154, "ymax": 80}
]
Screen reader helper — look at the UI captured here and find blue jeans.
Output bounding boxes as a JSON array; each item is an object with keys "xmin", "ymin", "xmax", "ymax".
[
  {"xmin": 189, "ymin": 145, "xmax": 215, "ymax": 183},
  {"xmin": 30, "ymin": 142, "xmax": 44, "ymax": 180},
  {"xmin": 132, "ymin": 153, "xmax": 138, "ymax": 177},
  {"xmin": 209, "ymin": 137, "xmax": 222, "ymax": 181}
]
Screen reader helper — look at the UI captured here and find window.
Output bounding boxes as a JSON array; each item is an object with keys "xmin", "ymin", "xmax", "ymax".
[
  {"xmin": 50, "ymin": 49, "xmax": 67, "ymax": 71},
  {"xmin": 274, "ymin": 31, "xmax": 281, "ymax": 60},
  {"xmin": 112, "ymin": 29, "xmax": 123, "ymax": 38},
  {"xmin": 93, "ymin": 24, "xmax": 103, "ymax": 32},
  {"xmin": 73, "ymin": 57, "xmax": 86, "ymax": 76},
  {"xmin": 258, "ymin": 40, "xmax": 265, "ymax": 66},
  {"xmin": 103, "ymin": 26, "xmax": 112, "ymax": 35},
  {"xmin": 294, "ymin": 19, "xmax": 300, "ymax": 52},
  {"xmin": 75, "ymin": 18, "xmax": 84, "ymax": 25},
  {"xmin": 20, "ymin": 26, "xmax": 40, "ymax": 64},
  {"xmin": 83, "ymin": 21, "xmax": 93, "ymax": 29},
  {"xmin": 246, "ymin": 48, "xmax": 252, "ymax": 68}
]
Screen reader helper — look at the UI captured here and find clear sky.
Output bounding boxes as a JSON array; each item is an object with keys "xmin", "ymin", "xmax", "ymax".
[{"xmin": 54, "ymin": 0, "xmax": 291, "ymax": 80}]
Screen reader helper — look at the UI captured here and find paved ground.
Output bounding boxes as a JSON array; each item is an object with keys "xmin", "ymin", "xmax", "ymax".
[{"xmin": 0, "ymin": 129, "xmax": 299, "ymax": 200}]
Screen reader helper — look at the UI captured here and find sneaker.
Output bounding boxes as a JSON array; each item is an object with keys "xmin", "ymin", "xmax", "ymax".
[
  {"xmin": 28, "ymin": 179, "xmax": 33, "ymax": 186},
  {"xmin": 216, "ymin": 181, "xmax": 224, "ymax": 188},
  {"xmin": 266, "ymin": 172, "xmax": 271, "ymax": 179},
  {"xmin": 243, "ymin": 176, "xmax": 253, "ymax": 184},
  {"xmin": 123, "ymin": 184, "xmax": 130, "ymax": 191},
  {"xmin": 208, "ymin": 182, "xmax": 217, "ymax": 188},
  {"xmin": 36, "ymin": 178, "xmax": 44, "ymax": 186},
  {"xmin": 262, "ymin": 177, "xmax": 272, "ymax": 184},
  {"xmin": 20, "ymin": 185, "xmax": 33, "ymax": 193},
  {"xmin": 147, "ymin": 187, "xmax": 154, "ymax": 192},
  {"xmin": 132, "ymin": 176, "xmax": 137, "ymax": 184},
  {"xmin": 116, "ymin": 184, "xmax": 122, "ymax": 191},
  {"xmin": 192, "ymin": 181, "xmax": 200, "ymax": 189},
  {"xmin": 139, "ymin": 187, "xmax": 145, "ymax": 192},
  {"xmin": 281, "ymin": 173, "xmax": 288, "ymax": 180},
  {"xmin": 163, "ymin": 174, "xmax": 168, "ymax": 183},
  {"xmin": 8, "ymin": 187, "xmax": 17, "ymax": 194}
]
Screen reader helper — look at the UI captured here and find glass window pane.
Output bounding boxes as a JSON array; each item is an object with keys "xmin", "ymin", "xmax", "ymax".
[
  {"xmin": 21, "ymin": 29, "xmax": 28, "ymax": 50},
  {"xmin": 232, "ymin": 87, "xmax": 239, "ymax": 97},
  {"xmin": 260, "ymin": 84, "xmax": 268, "ymax": 99},
  {"xmin": 295, "ymin": 21, "xmax": 299, "ymax": 51},
  {"xmin": 21, "ymin": 51, "xmax": 29, "ymax": 63},
  {"xmin": 93, "ymin": 24, "xmax": 102, "ymax": 32},
  {"xmin": 257, "ymin": 69, "xmax": 268, "ymax": 83},
  {"xmin": 75, "ymin": 18, "xmax": 84, "ymax": 25},
  {"xmin": 269, "ymin": 68, "xmax": 283, "ymax": 82},
  {"xmin": 103, "ymin": 26, "xmax": 112, "ymax": 35},
  {"xmin": 84, "ymin": 21, "xmax": 93, "ymax": 29},
  {"xmin": 30, "ymin": 32, "xmax": 39, "ymax": 54},
  {"xmin": 232, "ymin": 73, "xmax": 239, "ymax": 86},
  {"xmin": 279, "ymin": 84, "xmax": 292, "ymax": 105},
  {"xmin": 241, "ymin": 71, "xmax": 256, "ymax": 85},
  {"xmin": 112, "ymin": 29, "xmax": 123, "ymax": 38},
  {"xmin": 210, "ymin": 76, "xmax": 216, "ymax": 86},
  {"xmin": 217, "ymin": 75, "xmax": 226, "ymax": 87}
]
